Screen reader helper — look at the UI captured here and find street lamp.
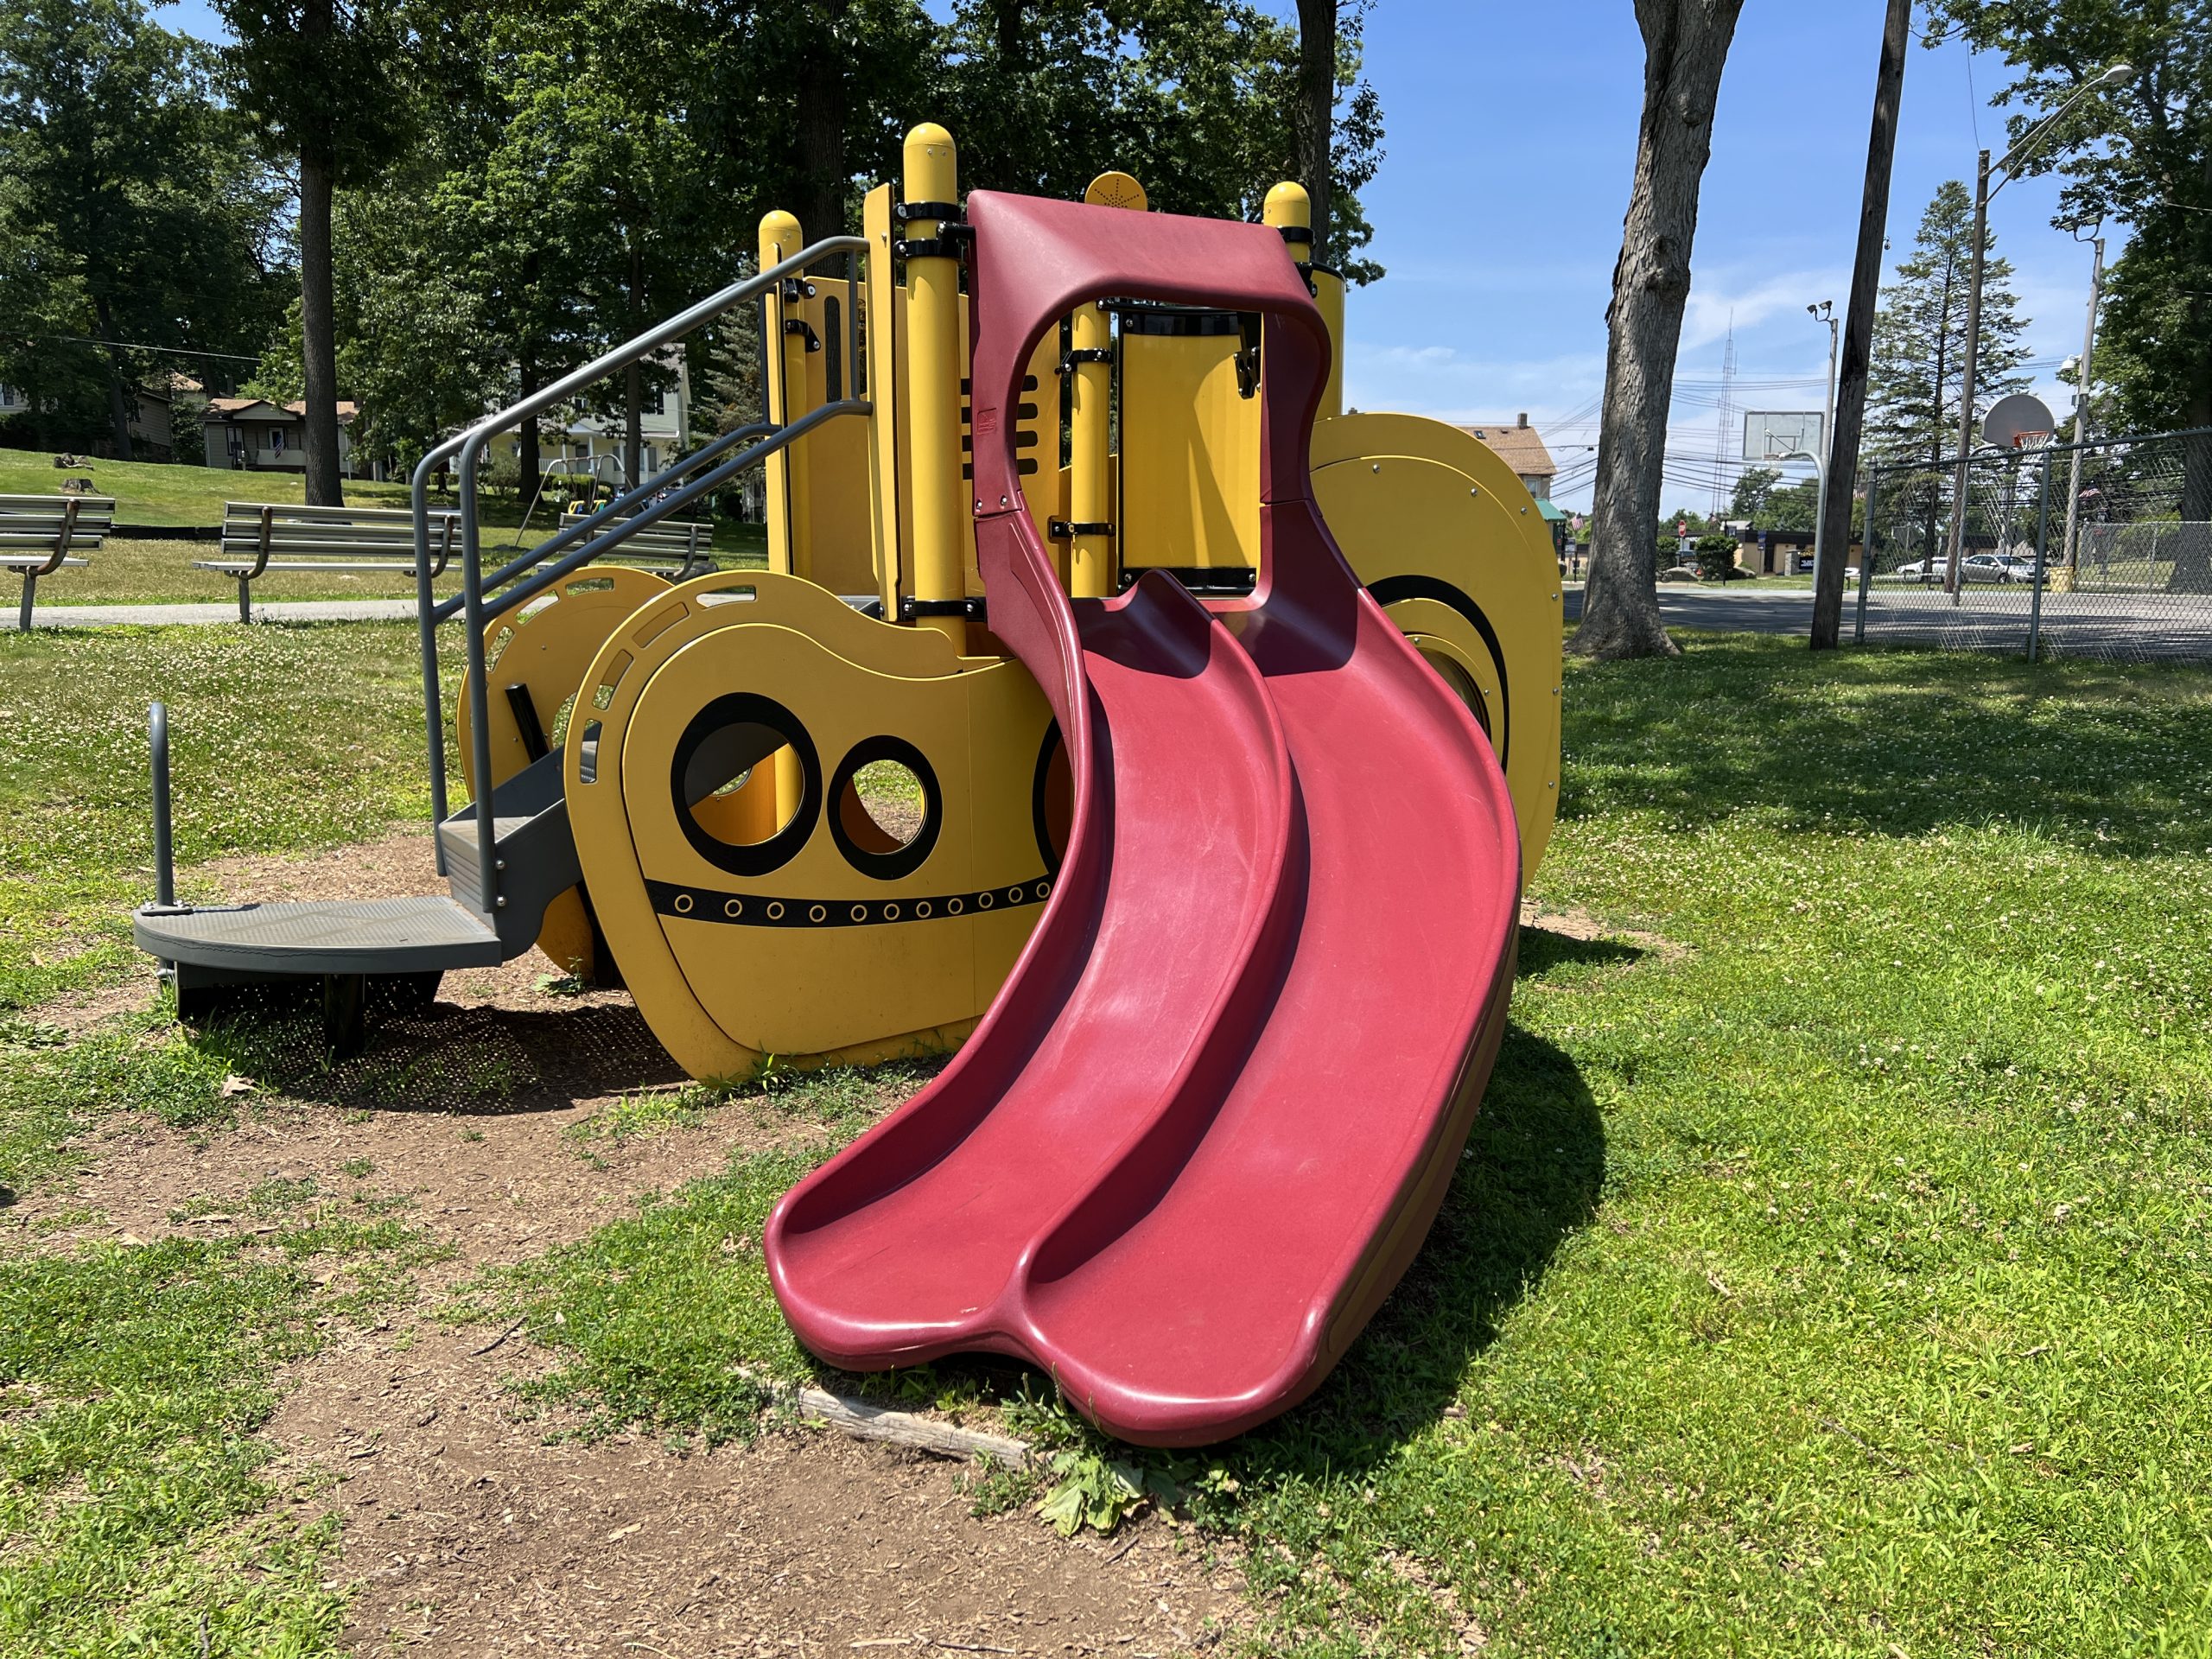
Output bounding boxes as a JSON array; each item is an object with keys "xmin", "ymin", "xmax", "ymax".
[{"xmin": 1942, "ymin": 60, "xmax": 2133, "ymax": 597}]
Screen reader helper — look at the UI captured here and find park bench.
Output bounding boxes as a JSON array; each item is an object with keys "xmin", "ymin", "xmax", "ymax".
[
  {"xmin": 201, "ymin": 500, "xmax": 716, "ymax": 624},
  {"xmin": 545, "ymin": 509, "xmax": 717, "ymax": 580},
  {"xmin": 1, "ymin": 493, "xmax": 113, "ymax": 631},
  {"xmin": 200, "ymin": 501, "xmax": 462, "ymax": 623}
]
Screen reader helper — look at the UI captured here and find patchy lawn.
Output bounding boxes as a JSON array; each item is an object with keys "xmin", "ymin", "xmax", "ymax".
[{"xmin": 3, "ymin": 622, "xmax": 2209, "ymax": 1655}]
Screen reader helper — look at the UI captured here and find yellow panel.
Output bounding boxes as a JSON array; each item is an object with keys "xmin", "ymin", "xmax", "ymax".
[
  {"xmin": 863, "ymin": 184, "xmax": 902, "ymax": 613},
  {"xmin": 566, "ymin": 568, "xmax": 1056, "ymax": 1077},
  {"xmin": 457, "ymin": 566, "xmax": 673, "ymax": 979},
  {"xmin": 1311, "ymin": 411, "xmax": 1563, "ymax": 877},
  {"xmin": 795, "ymin": 275, "xmax": 875, "ymax": 596},
  {"xmin": 1119, "ymin": 323, "xmax": 1260, "ymax": 571}
]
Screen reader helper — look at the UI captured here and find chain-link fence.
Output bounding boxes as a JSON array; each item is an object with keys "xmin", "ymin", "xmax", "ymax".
[{"xmin": 1853, "ymin": 428, "xmax": 2212, "ymax": 662}]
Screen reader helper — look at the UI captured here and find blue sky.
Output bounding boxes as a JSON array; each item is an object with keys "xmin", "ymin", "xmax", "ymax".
[
  {"xmin": 162, "ymin": 0, "xmax": 2101, "ymax": 514},
  {"xmin": 1332, "ymin": 2, "xmax": 2102, "ymax": 512}
]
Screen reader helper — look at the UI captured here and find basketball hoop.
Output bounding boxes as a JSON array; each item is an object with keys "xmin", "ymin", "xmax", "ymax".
[{"xmin": 1983, "ymin": 393, "xmax": 2057, "ymax": 452}]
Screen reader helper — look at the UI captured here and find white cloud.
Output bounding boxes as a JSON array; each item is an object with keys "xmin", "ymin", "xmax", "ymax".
[{"xmin": 1681, "ymin": 264, "xmax": 1853, "ymax": 350}]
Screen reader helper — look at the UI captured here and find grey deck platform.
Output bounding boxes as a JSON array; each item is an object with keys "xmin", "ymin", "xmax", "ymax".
[{"xmin": 134, "ymin": 895, "xmax": 504, "ymax": 976}]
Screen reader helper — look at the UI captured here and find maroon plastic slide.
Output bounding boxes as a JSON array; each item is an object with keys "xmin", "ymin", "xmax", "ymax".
[{"xmin": 766, "ymin": 191, "xmax": 1521, "ymax": 1446}]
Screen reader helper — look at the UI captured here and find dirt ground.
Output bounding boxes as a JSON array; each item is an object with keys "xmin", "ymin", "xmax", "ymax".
[{"xmin": 22, "ymin": 830, "xmax": 1251, "ymax": 1656}]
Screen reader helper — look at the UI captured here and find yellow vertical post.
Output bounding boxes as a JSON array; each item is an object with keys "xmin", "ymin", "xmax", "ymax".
[
  {"xmin": 1068, "ymin": 301, "xmax": 1113, "ymax": 597},
  {"xmin": 902, "ymin": 124, "xmax": 965, "ymax": 647},
  {"xmin": 1067, "ymin": 172, "xmax": 1147, "ymax": 600},
  {"xmin": 759, "ymin": 210, "xmax": 809, "ymax": 579},
  {"xmin": 1262, "ymin": 181, "xmax": 1343, "ymax": 419}
]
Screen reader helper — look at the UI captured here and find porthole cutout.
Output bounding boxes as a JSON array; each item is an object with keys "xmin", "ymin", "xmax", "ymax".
[
  {"xmin": 829, "ymin": 736, "xmax": 942, "ymax": 881},
  {"xmin": 670, "ymin": 693, "xmax": 821, "ymax": 877},
  {"xmin": 1418, "ymin": 648, "xmax": 1493, "ymax": 745},
  {"xmin": 1031, "ymin": 722, "xmax": 1072, "ymax": 872}
]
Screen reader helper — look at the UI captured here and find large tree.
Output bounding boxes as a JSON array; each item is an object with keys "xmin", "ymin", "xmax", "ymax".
[
  {"xmin": 0, "ymin": 0, "xmax": 289, "ymax": 456},
  {"xmin": 214, "ymin": 0, "xmax": 418, "ymax": 503},
  {"xmin": 1573, "ymin": 0, "xmax": 1748, "ymax": 660},
  {"xmin": 1865, "ymin": 180, "xmax": 2031, "ymax": 467},
  {"xmin": 1927, "ymin": 0, "xmax": 2209, "ymax": 458}
]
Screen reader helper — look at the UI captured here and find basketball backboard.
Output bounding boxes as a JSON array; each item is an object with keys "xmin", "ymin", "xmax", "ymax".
[{"xmin": 1743, "ymin": 410, "xmax": 1824, "ymax": 461}]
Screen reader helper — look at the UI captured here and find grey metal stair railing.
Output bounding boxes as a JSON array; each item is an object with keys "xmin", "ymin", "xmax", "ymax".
[{"xmin": 409, "ymin": 234, "xmax": 869, "ymax": 895}]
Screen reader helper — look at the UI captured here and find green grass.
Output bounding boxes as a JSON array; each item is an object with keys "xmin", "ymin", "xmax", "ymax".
[
  {"xmin": 476, "ymin": 637, "xmax": 2212, "ymax": 1656},
  {"xmin": 0, "ymin": 1202, "xmax": 447, "ymax": 1656},
  {"xmin": 0, "ymin": 623, "xmax": 450, "ymax": 1014},
  {"xmin": 0, "ymin": 452, "xmax": 415, "ymax": 525}
]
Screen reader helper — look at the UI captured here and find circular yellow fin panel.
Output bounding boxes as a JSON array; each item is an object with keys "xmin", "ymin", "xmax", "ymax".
[{"xmin": 1312, "ymin": 412, "xmax": 1563, "ymax": 878}]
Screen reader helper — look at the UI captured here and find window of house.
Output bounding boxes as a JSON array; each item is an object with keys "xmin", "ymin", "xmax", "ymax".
[
  {"xmin": 643, "ymin": 385, "xmax": 665, "ymax": 416},
  {"xmin": 269, "ymin": 426, "xmax": 287, "ymax": 454}
]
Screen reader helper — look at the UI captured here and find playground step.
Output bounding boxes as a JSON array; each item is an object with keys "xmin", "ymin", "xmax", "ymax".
[
  {"xmin": 436, "ymin": 747, "xmax": 583, "ymax": 941},
  {"xmin": 133, "ymin": 894, "xmax": 503, "ymax": 976}
]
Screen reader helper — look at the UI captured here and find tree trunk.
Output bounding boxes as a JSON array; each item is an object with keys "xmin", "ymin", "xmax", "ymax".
[
  {"xmin": 1572, "ymin": 0, "xmax": 1746, "ymax": 660},
  {"xmin": 1295, "ymin": 0, "xmax": 1335, "ymax": 265},
  {"xmin": 625, "ymin": 239, "xmax": 645, "ymax": 490},
  {"xmin": 518, "ymin": 253, "xmax": 543, "ymax": 506},
  {"xmin": 95, "ymin": 298, "xmax": 133, "ymax": 461},
  {"xmin": 1810, "ymin": 0, "xmax": 1908, "ymax": 650},
  {"xmin": 298, "ymin": 150, "xmax": 344, "ymax": 506},
  {"xmin": 296, "ymin": 0, "xmax": 343, "ymax": 505},
  {"xmin": 992, "ymin": 0, "xmax": 1024, "ymax": 66},
  {"xmin": 795, "ymin": 0, "xmax": 850, "ymax": 258}
]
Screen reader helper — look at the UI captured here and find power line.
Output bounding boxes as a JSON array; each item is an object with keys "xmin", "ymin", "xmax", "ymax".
[{"xmin": 39, "ymin": 333, "xmax": 263, "ymax": 364}]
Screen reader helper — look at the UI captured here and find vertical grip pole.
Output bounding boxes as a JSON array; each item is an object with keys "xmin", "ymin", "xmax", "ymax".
[
  {"xmin": 904, "ymin": 123, "xmax": 968, "ymax": 648},
  {"xmin": 1068, "ymin": 298, "xmax": 1114, "ymax": 599},
  {"xmin": 149, "ymin": 702, "xmax": 175, "ymax": 909}
]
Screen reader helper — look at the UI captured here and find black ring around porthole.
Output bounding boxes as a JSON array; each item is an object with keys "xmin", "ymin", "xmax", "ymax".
[
  {"xmin": 829, "ymin": 735, "xmax": 943, "ymax": 881},
  {"xmin": 670, "ymin": 693, "xmax": 822, "ymax": 879},
  {"xmin": 1032, "ymin": 721, "xmax": 1069, "ymax": 874}
]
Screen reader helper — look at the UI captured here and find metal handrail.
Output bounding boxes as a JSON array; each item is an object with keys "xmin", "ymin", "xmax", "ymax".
[{"xmin": 408, "ymin": 234, "xmax": 870, "ymax": 893}]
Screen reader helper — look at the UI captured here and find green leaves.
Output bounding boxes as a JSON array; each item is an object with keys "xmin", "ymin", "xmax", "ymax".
[{"xmin": 1033, "ymin": 1447, "xmax": 1185, "ymax": 1536}]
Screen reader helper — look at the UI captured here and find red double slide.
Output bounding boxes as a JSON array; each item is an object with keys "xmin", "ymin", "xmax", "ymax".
[{"xmin": 766, "ymin": 192, "xmax": 1520, "ymax": 1446}]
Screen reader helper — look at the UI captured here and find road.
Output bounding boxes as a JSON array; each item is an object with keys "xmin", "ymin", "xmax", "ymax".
[{"xmin": 1562, "ymin": 582, "xmax": 2210, "ymax": 659}]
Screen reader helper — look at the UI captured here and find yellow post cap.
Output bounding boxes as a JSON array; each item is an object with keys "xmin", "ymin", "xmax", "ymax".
[
  {"xmin": 1084, "ymin": 171, "xmax": 1148, "ymax": 212},
  {"xmin": 759, "ymin": 209, "xmax": 803, "ymax": 264},
  {"xmin": 1262, "ymin": 181, "xmax": 1311, "ymax": 231},
  {"xmin": 904, "ymin": 123, "xmax": 957, "ymax": 201}
]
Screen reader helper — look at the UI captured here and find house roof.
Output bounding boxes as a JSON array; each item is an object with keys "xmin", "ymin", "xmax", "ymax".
[
  {"xmin": 204, "ymin": 397, "xmax": 359, "ymax": 424},
  {"xmin": 1457, "ymin": 418, "xmax": 1556, "ymax": 478}
]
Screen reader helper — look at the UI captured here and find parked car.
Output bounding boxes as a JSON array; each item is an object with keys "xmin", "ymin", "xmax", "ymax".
[{"xmin": 1888, "ymin": 557, "xmax": 1943, "ymax": 580}]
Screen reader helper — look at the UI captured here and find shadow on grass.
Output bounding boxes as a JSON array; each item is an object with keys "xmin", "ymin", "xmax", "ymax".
[
  {"xmin": 1516, "ymin": 925, "xmax": 1649, "ymax": 979},
  {"xmin": 1562, "ymin": 634, "xmax": 2212, "ymax": 858},
  {"xmin": 186, "ymin": 982, "xmax": 685, "ymax": 1116},
  {"xmin": 1217, "ymin": 1021, "xmax": 1604, "ymax": 1474}
]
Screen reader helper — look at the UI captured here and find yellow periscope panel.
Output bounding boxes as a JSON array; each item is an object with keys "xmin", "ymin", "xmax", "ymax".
[
  {"xmin": 1119, "ymin": 321, "xmax": 1261, "ymax": 572},
  {"xmin": 457, "ymin": 566, "xmax": 674, "ymax": 979},
  {"xmin": 566, "ymin": 569, "xmax": 1055, "ymax": 1079},
  {"xmin": 1312, "ymin": 411, "xmax": 1563, "ymax": 877}
]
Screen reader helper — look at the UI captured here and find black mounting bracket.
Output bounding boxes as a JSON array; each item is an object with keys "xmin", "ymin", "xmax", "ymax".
[
  {"xmin": 783, "ymin": 318, "xmax": 822, "ymax": 353},
  {"xmin": 893, "ymin": 200, "xmax": 972, "ymax": 264},
  {"xmin": 1055, "ymin": 346, "xmax": 1115, "ymax": 375},
  {"xmin": 899, "ymin": 594, "xmax": 987, "ymax": 621},
  {"xmin": 1049, "ymin": 519, "xmax": 1115, "ymax": 541}
]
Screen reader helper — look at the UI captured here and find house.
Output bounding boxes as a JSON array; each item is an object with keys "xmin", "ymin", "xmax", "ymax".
[
  {"xmin": 1458, "ymin": 413, "xmax": 1568, "ymax": 552},
  {"xmin": 202, "ymin": 397, "xmax": 385, "ymax": 479},
  {"xmin": 492, "ymin": 354, "xmax": 691, "ymax": 486},
  {"xmin": 1, "ymin": 378, "xmax": 178, "ymax": 461},
  {"xmin": 1458, "ymin": 414, "xmax": 1557, "ymax": 501}
]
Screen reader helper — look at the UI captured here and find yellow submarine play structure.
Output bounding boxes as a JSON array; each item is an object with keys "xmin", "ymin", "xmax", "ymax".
[
  {"xmin": 141, "ymin": 123, "xmax": 1560, "ymax": 1079},
  {"xmin": 138, "ymin": 122, "xmax": 1566, "ymax": 1445}
]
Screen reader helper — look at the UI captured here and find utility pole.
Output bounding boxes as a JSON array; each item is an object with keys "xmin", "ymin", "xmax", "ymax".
[
  {"xmin": 1810, "ymin": 0, "xmax": 1909, "ymax": 651},
  {"xmin": 1808, "ymin": 298, "xmax": 1838, "ymax": 594},
  {"xmin": 1942, "ymin": 63, "xmax": 2134, "ymax": 601},
  {"xmin": 2061, "ymin": 236, "xmax": 2105, "ymax": 574}
]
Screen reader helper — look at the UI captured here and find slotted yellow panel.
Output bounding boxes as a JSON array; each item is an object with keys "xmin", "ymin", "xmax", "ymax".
[{"xmin": 1117, "ymin": 313, "xmax": 1261, "ymax": 573}]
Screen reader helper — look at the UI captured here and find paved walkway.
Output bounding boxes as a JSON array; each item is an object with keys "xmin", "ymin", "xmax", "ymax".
[{"xmin": 28, "ymin": 599, "xmax": 422, "ymax": 628}]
